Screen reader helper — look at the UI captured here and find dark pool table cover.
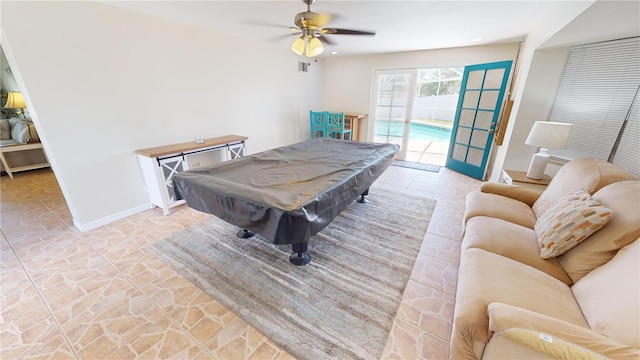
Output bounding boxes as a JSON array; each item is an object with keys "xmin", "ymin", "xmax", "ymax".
[{"xmin": 173, "ymin": 138, "xmax": 400, "ymax": 245}]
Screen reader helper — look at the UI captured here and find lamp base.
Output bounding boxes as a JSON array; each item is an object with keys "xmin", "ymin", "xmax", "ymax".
[{"xmin": 526, "ymin": 152, "xmax": 550, "ymax": 179}]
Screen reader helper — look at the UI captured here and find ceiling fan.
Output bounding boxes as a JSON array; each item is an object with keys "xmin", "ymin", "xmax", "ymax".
[{"xmin": 287, "ymin": 0, "xmax": 376, "ymax": 57}]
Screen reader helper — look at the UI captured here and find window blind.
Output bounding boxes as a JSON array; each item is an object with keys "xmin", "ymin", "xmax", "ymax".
[{"xmin": 549, "ymin": 37, "xmax": 640, "ymax": 163}]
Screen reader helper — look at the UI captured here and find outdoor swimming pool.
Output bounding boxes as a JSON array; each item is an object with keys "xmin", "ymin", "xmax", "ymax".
[{"xmin": 374, "ymin": 121, "xmax": 452, "ymax": 142}]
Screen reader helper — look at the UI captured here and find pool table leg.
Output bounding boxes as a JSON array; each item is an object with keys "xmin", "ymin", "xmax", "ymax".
[
  {"xmin": 289, "ymin": 242, "xmax": 311, "ymax": 266},
  {"xmin": 237, "ymin": 229, "xmax": 255, "ymax": 238},
  {"xmin": 356, "ymin": 188, "xmax": 370, "ymax": 203}
]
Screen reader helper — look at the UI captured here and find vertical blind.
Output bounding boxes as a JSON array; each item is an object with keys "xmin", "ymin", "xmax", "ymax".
[{"xmin": 548, "ymin": 37, "xmax": 640, "ymax": 177}]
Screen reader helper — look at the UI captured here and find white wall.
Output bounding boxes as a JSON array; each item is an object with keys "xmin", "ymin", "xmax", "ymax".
[
  {"xmin": 1, "ymin": 1, "xmax": 323, "ymax": 230},
  {"xmin": 500, "ymin": 47, "xmax": 569, "ymax": 173},
  {"xmin": 322, "ymin": 43, "xmax": 520, "ymax": 141},
  {"xmin": 488, "ymin": 0, "xmax": 639, "ymax": 181}
]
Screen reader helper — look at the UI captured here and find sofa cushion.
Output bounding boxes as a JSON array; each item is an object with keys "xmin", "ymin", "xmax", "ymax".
[
  {"xmin": 0, "ymin": 119, "xmax": 10, "ymax": 140},
  {"xmin": 464, "ymin": 191, "xmax": 537, "ymax": 229},
  {"xmin": 559, "ymin": 181, "xmax": 640, "ymax": 282},
  {"xmin": 535, "ymin": 189, "xmax": 613, "ymax": 259},
  {"xmin": 480, "ymin": 182, "xmax": 543, "ymax": 207},
  {"xmin": 532, "ymin": 158, "xmax": 637, "ymax": 219},
  {"xmin": 451, "ymin": 248, "xmax": 588, "ymax": 360},
  {"xmin": 463, "ymin": 216, "xmax": 572, "ymax": 284},
  {"xmin": 571, "ymin": 239, "xmax": 640, "ymax": 349},
  {"xmin": 482, "ymin": 334, "xmax": 558, "ymax": 360},
  {"xmin": 487, "ymin": 303, "xmax": 640, "ymax": 359}
]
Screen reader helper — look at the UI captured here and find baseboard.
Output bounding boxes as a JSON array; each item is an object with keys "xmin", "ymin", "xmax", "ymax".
[{"xmin": 73, "ymin": 202, "xmax": 153, "ymax": 232}]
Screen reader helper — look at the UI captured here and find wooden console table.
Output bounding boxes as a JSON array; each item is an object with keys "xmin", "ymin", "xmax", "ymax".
[
  {"xmin": 135, "ymin": 135, "xmax": 248, "ymax": 215},
  {"xmin": 344, "ymin": 113, "xmax": 366, "ymax": 141},
  {"xmin": 0, "ymin": 142, "xmax": 50, "ymax": 179}
]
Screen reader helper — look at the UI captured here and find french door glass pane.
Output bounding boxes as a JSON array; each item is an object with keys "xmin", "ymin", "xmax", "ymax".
[
  {"xmin": 467, "ymin": 71, "xmax": 484, "ymax": 88},
  {"xmin": 374, "ymin": 74, "xmax": 410, "ymax": 144},
  {"xmin": 475, "ymin": 111, "xmax": 493, "ymax": 129},
  {"xmin": 479, "ymin": 91, "xmax": 499, "ymax": 109},
  {"xmin": 484, "ymin": 68, "xmax": 506, "ymax": 88}
]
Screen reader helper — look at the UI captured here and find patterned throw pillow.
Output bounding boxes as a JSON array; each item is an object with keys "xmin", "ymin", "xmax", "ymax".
[{"xmin": 535, "ymin": 189, "xmax": 613, "ymax": 259}]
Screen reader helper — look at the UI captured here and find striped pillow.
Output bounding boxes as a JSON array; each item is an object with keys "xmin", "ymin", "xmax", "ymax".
[{"xmin": 535, "ymin": 189, "xmax": 613, "ymax": 259}]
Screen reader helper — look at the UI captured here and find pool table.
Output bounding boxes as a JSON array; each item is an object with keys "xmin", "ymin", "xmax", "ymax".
[{"xmin": 173, "ymin": 138, "xmax": 399, "ymax": 265}]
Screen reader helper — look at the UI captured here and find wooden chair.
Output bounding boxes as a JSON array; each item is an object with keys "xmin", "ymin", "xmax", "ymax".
[
  {"xmin": 326, "ymin": 112, "xmax": 352, "ymax": 140},
  {"xmin": 309, "ymin": 110, "xmax": 327, "ymax": 138}
]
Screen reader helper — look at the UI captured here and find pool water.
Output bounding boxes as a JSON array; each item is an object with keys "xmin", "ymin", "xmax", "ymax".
[{"xmin": 375, "ymin": 121, "xmax": 452, "ymax": 142}]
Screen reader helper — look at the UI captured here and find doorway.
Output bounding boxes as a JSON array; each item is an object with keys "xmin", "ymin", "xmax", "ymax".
[{"xmin": 370, "ymin": 68, "xmax": 462, "ymax": 166}]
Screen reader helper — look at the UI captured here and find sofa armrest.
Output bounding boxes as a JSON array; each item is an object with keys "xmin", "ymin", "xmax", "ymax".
[
  {"xmin": 480, "ymin": 183, "xmax": 543, "ymax": 207},
  {"xmin": 487, "ymin": 303, "xmax": 640, "ymax": 360}
]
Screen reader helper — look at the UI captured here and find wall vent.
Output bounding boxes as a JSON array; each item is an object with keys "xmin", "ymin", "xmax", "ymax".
[{"xmin": 298, "ymin": 62, "xmax": 309, "ymax": 72}]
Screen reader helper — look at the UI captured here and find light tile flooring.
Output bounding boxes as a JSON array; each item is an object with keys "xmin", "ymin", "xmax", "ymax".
[{"xmin": 1, "ymin": 166, "xmax": 480, "ymax": 359}]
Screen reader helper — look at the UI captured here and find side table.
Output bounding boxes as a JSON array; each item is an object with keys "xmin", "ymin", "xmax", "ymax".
[{"xmin": 500, "ymin": 169, "xmax": 552, "ymax": 191}]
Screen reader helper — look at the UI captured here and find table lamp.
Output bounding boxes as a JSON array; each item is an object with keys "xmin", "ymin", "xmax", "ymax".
[
  {"xmin": 525, "ymin": 121, "xmax": 573, "ymax": 179},
  {"xmin": 4, "ymin": 91, "xmax": 27, "ymax": 118}
]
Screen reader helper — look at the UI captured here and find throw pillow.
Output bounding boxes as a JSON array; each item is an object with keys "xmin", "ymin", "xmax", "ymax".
[
  {"xmin": 535, "ymin": 189, "xmax": 613, "ymax": 259},
  {"xmin": 0, "ymin": 120, "xmax": 10, "ymax": 140},
  {"xmin": 11, "ymin": 119, "xmax": 31, "ymax": 143},
  {"xmin": 7, "ymin": 117, "xmax": 21, "ymax": 127}
]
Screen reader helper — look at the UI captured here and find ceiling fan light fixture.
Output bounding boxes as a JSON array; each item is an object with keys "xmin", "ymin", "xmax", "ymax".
[
  {"xmin": 306, "ymin": 37, "xmax": 324, "ymax": 57},
  {"xmin": 290, "ymin": 36, "xmax": 306, "ymax": 55}
]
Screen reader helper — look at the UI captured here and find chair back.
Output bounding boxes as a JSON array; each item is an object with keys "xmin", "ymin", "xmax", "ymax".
[
  {"xmin": 326, "ymin": 112, "xmax": 345, "ymax": 130},
  {"xmin": 310, "ymin": 110, "xmax": 327, "ymax": 138},
  {"xmin": 326, "ymin": 112, "xmax": 352, "ymax": 140}
]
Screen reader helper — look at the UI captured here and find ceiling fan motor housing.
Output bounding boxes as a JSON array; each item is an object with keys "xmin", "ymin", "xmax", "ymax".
[{"xmin": 295, "ymin": 11, "xmax": 323, "ymax": 30}]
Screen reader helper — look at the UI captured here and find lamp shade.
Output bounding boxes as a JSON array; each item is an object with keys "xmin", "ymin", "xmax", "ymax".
[
  {"xmin": 4, "ymin": 91, "xmax": 26, "ymax": 109},
  {"xmin": 290, "ymin": 37, "xmax": 305, "ymax": 56},
  {"xmin": 525, "ymin": 121, "xmax": 573, "ymax": 150},
  {"xmin": 305, "ymin": 37, "xmax": 324, "ymax": 57}
]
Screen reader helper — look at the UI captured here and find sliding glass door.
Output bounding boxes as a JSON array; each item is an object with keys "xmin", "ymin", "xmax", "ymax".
[
  {"xmin": 370, "ymin": 68, "xmax": 461, "ymax": 165},
  {"xmin": 371, "ymin": 70, "xmax": 415, "ymax": 160}
]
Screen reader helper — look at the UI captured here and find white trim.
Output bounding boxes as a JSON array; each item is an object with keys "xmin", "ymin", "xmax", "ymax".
[{"xmin": 73, "ymin": 202, "xmax": 153, "ymax": 232}]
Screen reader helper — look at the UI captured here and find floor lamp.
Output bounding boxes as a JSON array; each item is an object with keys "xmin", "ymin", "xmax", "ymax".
[{"xmin": 525, "ymin": 121, "xmax": 573, "ymax": 179}]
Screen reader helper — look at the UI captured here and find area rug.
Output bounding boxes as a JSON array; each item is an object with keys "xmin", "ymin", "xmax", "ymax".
[
  {"xmin": 392, "ymin": 160, "xmax": 441, "ymax": 172},
  {"xmin": 147, "ymin": 188, "xmax": 436, "ymax": 360}
]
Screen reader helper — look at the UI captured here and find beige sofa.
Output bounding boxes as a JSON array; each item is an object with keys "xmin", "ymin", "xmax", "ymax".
[{"xmin": 451, "ymin": 158, "xmax": 640, "ymax": 359}]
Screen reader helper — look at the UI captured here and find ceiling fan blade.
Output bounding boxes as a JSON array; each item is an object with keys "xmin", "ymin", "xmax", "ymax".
[
  {"xmin": 265, "ymin": 33, "xmax": 302, "ymax": 43},
  {"xmin": 315, "ymin": 13, "xmax": 333, "ymax": 27},
  {"xmin": 243, "ymin": 19, "xmax": 292, "ymax": 30},
  {"xmin": 318, "ymin": 35, "xmax": 335, "ymax": 46},
  {"xmin": 323, "ymin": 28, "xmax": 376, "ymax": 36}
]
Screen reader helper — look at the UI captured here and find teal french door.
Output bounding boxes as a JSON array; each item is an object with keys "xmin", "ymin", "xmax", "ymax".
[{"xmin": 445, "ymin": 61, "xmax": 512, "ymax": 179}]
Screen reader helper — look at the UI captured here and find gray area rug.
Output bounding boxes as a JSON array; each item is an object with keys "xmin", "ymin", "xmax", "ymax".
[
  {"xmin": 392, "ymin": 160, "xmax": 441, "ymax": 172},
  {"xmin": 147, "ymin": 188, "xmax": 436, "ymax": 360}
]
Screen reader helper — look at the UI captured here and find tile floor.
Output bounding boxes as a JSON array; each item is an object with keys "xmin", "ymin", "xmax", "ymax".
[{"xmin": 1, "ymin": 166, "xmax": 480, "ymax": 359}]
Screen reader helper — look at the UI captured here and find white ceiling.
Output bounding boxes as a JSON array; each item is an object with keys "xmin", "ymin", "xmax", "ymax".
[{"xmin": 104, "ymin": 1, "xmax": 638, "ymax": 57}]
